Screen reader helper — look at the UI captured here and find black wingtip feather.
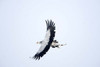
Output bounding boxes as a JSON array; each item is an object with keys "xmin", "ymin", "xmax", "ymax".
[
  {"xmin": 33, "ymin": 53, "xmax": 40, "ymax": 60},
  {"xmin": 45, "ymin": 19, "xmax": 55, "ymax": 30}
]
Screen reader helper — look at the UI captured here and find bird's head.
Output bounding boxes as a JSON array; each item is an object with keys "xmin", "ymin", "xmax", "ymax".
[{"xmin": 36, "ymin": 41, "xmax": 43, "ymax": 44}]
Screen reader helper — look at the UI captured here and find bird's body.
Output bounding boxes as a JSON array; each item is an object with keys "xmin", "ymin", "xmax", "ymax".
[
  {"xmin": 33, "ymin": 20, "xmax": 66, "ymax": 60},
  {"xmin": 37, "ymin": 40, "xmax": 66, "ymax": 48}
]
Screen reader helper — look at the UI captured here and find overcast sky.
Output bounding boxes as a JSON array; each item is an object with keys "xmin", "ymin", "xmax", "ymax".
[{"xmin": 0, "ymin": 0, "xmax": 100, "ymax": 67}]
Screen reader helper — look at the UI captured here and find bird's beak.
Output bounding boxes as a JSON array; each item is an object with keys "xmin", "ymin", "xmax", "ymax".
[{"xmin": 36, "ymin": 42, "xmax": 39, "ymax": 44}]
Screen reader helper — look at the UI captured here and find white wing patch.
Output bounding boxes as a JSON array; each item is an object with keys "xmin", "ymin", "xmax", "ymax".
[{"xmin": 37, "ymin": 29, "xmax": 50, "ymax": 53}]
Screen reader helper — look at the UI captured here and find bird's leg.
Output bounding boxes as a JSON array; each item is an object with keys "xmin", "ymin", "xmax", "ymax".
[
  {"xmin": 60, "ymin": 44, "xmax": 67, "ymax": 46},
  {"xmin": 61, "ymin": 44, "xmax": 63, "ymax": 46}
]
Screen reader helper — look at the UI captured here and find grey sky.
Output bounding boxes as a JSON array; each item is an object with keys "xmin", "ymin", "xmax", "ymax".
[{"xmin": 0, "ymin": 0, "xmax": 100, "ymax": 67}]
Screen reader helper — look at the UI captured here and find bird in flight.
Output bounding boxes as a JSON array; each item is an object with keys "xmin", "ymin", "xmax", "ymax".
[{"xmin": 33, "ymin": 20, "xmax": 66, "ymax": 60}]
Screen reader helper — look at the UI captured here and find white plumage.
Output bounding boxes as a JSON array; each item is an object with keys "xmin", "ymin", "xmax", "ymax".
[
  {"xmin": 33, "ymin": 20, "xmax": 66, "ymax": 60},
  {"xmin": 37, "ymin": 29, "xmax": 50, "ymax": 53}
]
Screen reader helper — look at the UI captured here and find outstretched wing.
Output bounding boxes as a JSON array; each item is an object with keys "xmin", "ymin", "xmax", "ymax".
[{"xmin": 33, "ymin": 20, "xmax": 55, "ymax": 60}]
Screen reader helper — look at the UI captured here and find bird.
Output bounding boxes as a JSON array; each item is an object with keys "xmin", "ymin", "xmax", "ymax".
[
  {"xmin": 37, "ymin": 40, "xmax": 66, "ymax": 48},
  {"xmin": 33, "ymin": 20, "xmax": 66, "ymax": 60}
]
